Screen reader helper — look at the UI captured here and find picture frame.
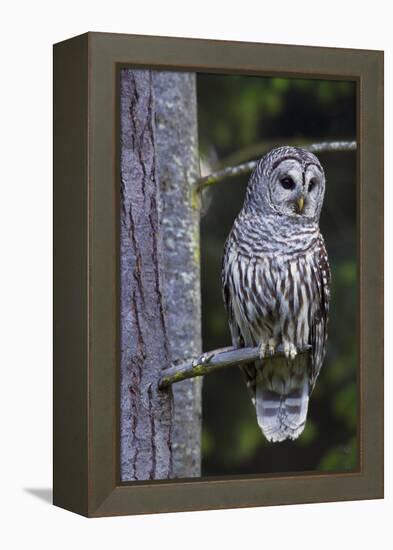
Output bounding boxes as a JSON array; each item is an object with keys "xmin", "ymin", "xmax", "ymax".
[{"xmin": 53, "ymin": 32, "xmax": 383, "ymax": 517}]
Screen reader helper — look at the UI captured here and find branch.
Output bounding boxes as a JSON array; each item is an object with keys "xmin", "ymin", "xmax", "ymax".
[
  {"xmin": 195, "ymin": 140, "xmax": 357, "ymax": 192},
  {"xmin": 305, "ymin": 140, "xmax": 357, "ymax": 153},
  {"xmin": 158, "ymin": 344, "xmax": 311, "ymax": 389},
  {"xmin": 218, "ymin": 137, "xmax": 320, "ymax": 168}
]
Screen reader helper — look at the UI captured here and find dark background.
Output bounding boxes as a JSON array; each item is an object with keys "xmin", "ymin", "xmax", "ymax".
[{"xmin": 197, "ymin": 73, "xmax": 357, "ymax": 476}]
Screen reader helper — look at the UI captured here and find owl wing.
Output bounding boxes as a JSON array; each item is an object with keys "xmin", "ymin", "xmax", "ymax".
[
  {"xmin": 221, "ymin": 241, "xmax": 245, "ymax": 349},
  {"xmin": 222, "ymin": 240, "xmax": 260, "ymax": 405},
  {"xmin": 309, "ymin": 236, "xmax": 331, "ymax": 389}
]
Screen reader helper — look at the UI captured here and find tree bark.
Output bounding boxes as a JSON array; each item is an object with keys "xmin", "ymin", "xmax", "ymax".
[
  {"xmin": 153, "ymin": 72, "xmax": 202, "ymax": 478},
  {"xmin": 120, "ymin": 70, "xmax": 173, "ymax": 481},
  {"xmin": 120, "ymin": 69, "xmax": 202, "ymax": 481}
]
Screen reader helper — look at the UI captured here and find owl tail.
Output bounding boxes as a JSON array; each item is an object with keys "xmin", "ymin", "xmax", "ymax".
[{"xmin": 255, "ymin": 363, "xmax": 310, "ymax": 443}]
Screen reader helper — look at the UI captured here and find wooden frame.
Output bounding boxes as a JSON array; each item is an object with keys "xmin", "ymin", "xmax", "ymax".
[{"xmin": 53, "ymin": 32, "xmax": 383, "ymax": 517}]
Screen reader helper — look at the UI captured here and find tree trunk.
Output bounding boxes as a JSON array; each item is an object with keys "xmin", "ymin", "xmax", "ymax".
[
  {"xmin": 120, "ymin": 69, "xmax": 202, "ymax": 481},
  {"xmin": 153, "ymin": 71, "xmax": 202, "ymax": 478}
]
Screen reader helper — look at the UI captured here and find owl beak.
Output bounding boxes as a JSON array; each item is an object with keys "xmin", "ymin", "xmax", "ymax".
[{"xmin": 297, "ymin": 196, "xmax": 305, "ymax": 212}]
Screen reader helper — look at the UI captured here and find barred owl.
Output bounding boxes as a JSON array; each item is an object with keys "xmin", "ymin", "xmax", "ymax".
[{"xmin": 222, "ymin": 146, "xmax": 330, "ymax": 442}]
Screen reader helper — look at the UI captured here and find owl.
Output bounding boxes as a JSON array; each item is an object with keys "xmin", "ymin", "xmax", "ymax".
[{"xmin": 222, "ymin": 146, "xmax": 330, "ymax": 442}]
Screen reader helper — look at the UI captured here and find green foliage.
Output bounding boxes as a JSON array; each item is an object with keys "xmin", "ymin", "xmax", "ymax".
[
  {"xmin": 234, "ymin": 421, "xmax": 262, "ymax": 461},
  {"xmin": 197, "ymin": 75, "xmax": 356, "ymax": 163},
  {"xmin": 198, "ymin": 73, "xmax": 358, "ymax": 476},
  {"xmin": 318, "ymin": 437, "xmax": 358, "ymax": 471},
  {"xmin": 297, "ymin": 419, "xmax": 317, "ymax": 446}
]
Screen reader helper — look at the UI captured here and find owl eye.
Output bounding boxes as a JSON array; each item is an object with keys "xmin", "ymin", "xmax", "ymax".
[
  {"xmin": 308, "ymin": 178, "xmax": 317, "ymax": 192},
  {"xmin": 280, "ymin": 176, "xmax": 295, "ymax": 190}
]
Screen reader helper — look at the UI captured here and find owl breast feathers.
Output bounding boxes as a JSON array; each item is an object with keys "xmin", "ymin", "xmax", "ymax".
[{"xmin": 222, "ymin": 146, "xmax": 331, "ymax": 442}]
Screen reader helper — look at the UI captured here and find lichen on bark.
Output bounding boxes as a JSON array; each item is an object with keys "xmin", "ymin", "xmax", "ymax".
[{"xmin": 153, "ymin": 71, "xmax": 202, "ymax": 478}]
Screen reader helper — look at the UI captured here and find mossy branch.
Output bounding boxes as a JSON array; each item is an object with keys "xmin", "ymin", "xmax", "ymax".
[
  {"xmin": 195, "ymin": 140, "xmax": 357, "ymax": 193},
  {"xmin": 158, "ymin": 344, "xmax": 311, "ymax": 389}
]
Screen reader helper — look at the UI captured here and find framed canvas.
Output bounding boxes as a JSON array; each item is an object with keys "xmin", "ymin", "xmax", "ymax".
[{"xmin": 53, "ymin": 32, "xmax": 383, "ymax": 517}]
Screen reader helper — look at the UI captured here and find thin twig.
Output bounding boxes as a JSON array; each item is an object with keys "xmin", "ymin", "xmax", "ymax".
[
  {"xmin": 195, "ymin": 140, "xmax": 357, "ymax": 192},
  {"xmin": 219, "ymin": 137, "xmax": 320, "ymax": 168},
  {"xmin": 305, "ymin": 140, "xmax": 357, "ymax": 153},
  {"xmin": 158, "ymin": 344, "xmax": 311, "ymax": 389}
]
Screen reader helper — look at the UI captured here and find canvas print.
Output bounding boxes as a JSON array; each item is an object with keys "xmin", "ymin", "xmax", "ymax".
[{"xmin": 119, "ymin": 68, "xmax": 357, "ymax": 481}]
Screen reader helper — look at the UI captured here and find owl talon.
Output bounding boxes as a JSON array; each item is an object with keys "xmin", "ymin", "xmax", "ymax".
[
  {"xmin": 258, "ymin": 342, "xmax": 267, "ymax": 360},
  {"xmin": 283, "ymin": 342, "xmax": 297, "ymax": 360},
  {"xmin": 290, "ymin": 346, "xmax": 297, "ymax": 360},
  {"xmin": 268, "ymin": 338, "xmax": 277, "ymax": 356}
]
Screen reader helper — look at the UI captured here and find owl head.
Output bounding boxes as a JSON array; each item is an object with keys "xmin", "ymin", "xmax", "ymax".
[{"xmin": 246, "ymin": 146, "xmax": 326, "ymax": 222}]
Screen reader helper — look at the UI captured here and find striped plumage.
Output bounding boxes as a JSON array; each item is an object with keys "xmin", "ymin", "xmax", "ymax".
[{"xmin": 222, "ymin": 146, "xmax": 330, "ymax": 442}]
